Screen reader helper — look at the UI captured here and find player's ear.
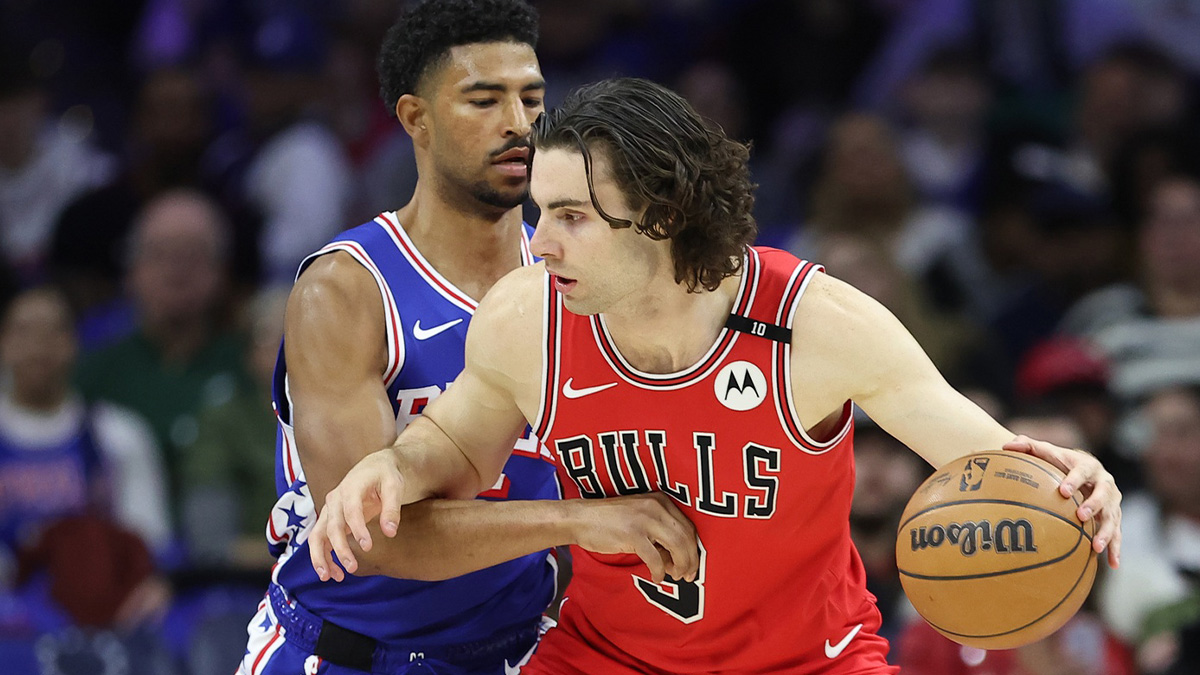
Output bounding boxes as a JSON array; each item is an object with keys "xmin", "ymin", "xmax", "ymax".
[{"xmin": 396, "ymin": 94, "xmax": 429, "ymax": 145}]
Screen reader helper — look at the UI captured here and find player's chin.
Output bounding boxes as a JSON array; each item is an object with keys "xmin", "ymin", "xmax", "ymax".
[{"xmin": 561, "ymin": 295, "xmax": 602, "ymax": 317}]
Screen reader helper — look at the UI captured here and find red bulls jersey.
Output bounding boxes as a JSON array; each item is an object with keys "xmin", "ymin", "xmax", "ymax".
[{"xmin": 526, "ymin": 248, "xmax": 896, "ymax": 674}]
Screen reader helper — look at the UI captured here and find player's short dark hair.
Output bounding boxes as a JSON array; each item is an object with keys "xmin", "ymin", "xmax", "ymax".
[
  {"xmin": 531, "ymin": 77, "xmax": 758, "ymax": 293},
  {"xmin": 377, "ymin": 0, "xmax": 539, "ymax": 112}
]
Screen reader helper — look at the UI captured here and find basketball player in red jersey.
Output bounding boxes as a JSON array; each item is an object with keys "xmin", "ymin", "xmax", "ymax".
[{"xmin": 308, "ymin": 78, "xmax": 1123, "ymax": 674}]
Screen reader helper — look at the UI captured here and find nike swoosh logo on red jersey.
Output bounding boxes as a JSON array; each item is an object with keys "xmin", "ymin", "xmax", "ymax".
[
  {"xmin": 413, "ymin": 318, "xmax": 463, "ymax": 340},
  {"xmin": 562, "ymin": 378, "xmax": 617, "ymax": 399},
  {"xmin": 824, "ymin": 623, "xmax": 863, "ymax": 659}
]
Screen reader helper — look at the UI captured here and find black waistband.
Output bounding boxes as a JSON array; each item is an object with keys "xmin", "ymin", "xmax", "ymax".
[{"xmin": 267, "ymin": 584, "xmax": 539, "ymax": 672}]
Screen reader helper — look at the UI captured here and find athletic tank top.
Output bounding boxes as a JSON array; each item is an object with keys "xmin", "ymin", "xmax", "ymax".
[
  {"xmin": 267, "ymin": 212, "xmax": 559, "ymax": 644},
  {"xmin": 529, "ymin": 247, "xmax": 890, "ymax": 673}
]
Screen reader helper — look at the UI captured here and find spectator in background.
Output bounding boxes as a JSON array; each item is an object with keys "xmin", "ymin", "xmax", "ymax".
[
  {"xmin": 181, "ymin": 286, "xmax": 287, "ymax": 570},
  {"xmin": 974, "ymin": 137, "xmax": 1132, "ymax": 384},
  {"xmin": 49, "ymin": 67, "xmax": 219, "ymax": 352},
  {"xmin": 0, "ymin": 287, "xmax": 169, "ymax": 575},
  {"xmin": 1065, "ymin": 44, "xmax": 1191, "ymax": 196},
  {"xmin": 1099, "ymin": 384, "xmax": 1200, "ymax": 643},
  {"xmin": 1138, "ymin": 584, "xmax": 1200, "ymax": 675},
  {"xmin": 854, "ymin": 0, "xmax": 1151, "ymax": 111},
  {"xmin": 897, "ymin": 45, "xmax": 993, "ymax": 214},
  {"xmin": 1014, "ymin": 336, "xmax": 1139, "ymax": 490},
  {"xmin": 1059, "ymin": 167, "xmax": 1200, "ymax": 406},
  {"xmin": 814, "ymin": 231, "xmax": 985, "ymax": 386},
  {"xmin": 675, "ymin": 60, "xmax": 749, "ymax": 142},
  {"xmin": 0, "ymin": 287, "xmax": 173, "ymax": 675},
  {"xmin": 0, "ymin": 46, "xmax": 115, "ymax": 281},
  {"xmin": 239, "ymin": 9, "xmax": 352, "ymax": 284},
  {"xmin": 75, "ymin": 189, "xmax": 246, "ymax": 540},
  {"xmin": 1109, "ymin": 126, "xmax": 1200, "ymax": 233},
  {"xmin": 788, "ymin": 112, "xmax": 997, "ymax": 321},
  {"xmin": 1132, "ymin": 578, "xmax": 1200, "ymax": 672}
]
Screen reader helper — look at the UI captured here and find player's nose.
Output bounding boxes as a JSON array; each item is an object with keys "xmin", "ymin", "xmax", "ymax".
[
  {"xmin": 503, "ymin": 98, "xmax": 533, "ymax": 138},
  {"xmin": 529, "ymin": 218, "xmax": 560, "ymax": 259}
]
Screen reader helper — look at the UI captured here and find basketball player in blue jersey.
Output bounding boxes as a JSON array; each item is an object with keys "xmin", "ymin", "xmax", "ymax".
[{"xmin": 238, "ymin": 2, "xmax": 697, "ymax": 674}]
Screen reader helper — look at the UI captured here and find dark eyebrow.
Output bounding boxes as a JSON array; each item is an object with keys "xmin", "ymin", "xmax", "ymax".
[
  {"xmin": 546, "ymin": 198, "xmax": 587, "ymax": 210},
  {"xmin": 461, "ymin": 80, "xmax": 546, "ymax": 94}
]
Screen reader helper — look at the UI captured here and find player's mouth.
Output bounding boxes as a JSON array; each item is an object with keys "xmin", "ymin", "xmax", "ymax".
[
  {"xmin": 552, "ymin": 274, "xmax": 577, "ymax": 294},
  {"xmin": 491, "ymin": 146, "xmax": 530, "ymax": 177}
]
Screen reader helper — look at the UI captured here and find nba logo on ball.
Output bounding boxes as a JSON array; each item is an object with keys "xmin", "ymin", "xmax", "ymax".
[
  {"xmin": 959, "ymin": 457, "xmax": 989, "ymax": 491},
  {"xmin": 896, "ymin": 451, "xmax": 1098, "ymax": 650}
]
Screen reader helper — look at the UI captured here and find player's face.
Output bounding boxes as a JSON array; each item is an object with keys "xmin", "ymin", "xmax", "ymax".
[
  {"xmin": 422, "ymin": 42, "xmax": 544, "ymax": 211},
  {"xmin": 529, "ymin": 147, "xmax": 671, "ymax": 316}
]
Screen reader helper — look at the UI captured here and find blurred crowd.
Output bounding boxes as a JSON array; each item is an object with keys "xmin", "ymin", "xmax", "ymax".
[{"xmin": 0, "ymin": 0, "xmax": 1197, "ymax": 673}]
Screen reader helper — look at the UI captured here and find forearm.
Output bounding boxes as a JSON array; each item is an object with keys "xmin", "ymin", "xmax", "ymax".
[
  {"xmin": 354, "ymin": 498, "xmax": 574, "ymax": 580},
  {"xmin": 389, "ymin": 415, "xmax": 494, "ymax": 502},
  {"xmin": 864, "ymin": 379, "xmax": 1013, "ymax": 469}
]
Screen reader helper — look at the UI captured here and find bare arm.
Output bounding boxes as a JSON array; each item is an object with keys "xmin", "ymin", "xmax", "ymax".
[
  {"xmin": 790, "ymin": 273, "xmax": 1122, "ymax": 565},
  {"xmin": 290, "ymin": 258, "xmax": 693, "ymax": 582},
  {"xmin": 309, "ymin": 265, "xmax": 700, "ymax": 583},
  {"xmin": 789, "ymin": 273, "xmax": 1012, "ymax": 468},
  {"xmin": 285, "ymin": 252, "xmax": 399, "ymax": 513}
]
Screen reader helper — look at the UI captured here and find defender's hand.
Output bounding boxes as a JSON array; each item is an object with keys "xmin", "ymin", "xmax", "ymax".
[
  {"xmin": 1004, "ymin": 435, "xmax": 1123, "ymax": 568},
  {"xmin": 566, "ymin": 492, "xmax": 700, "ymax": 584},
  {"xmin": 308, "ymin": 450, "xmax": 408, "ymax": 582}
]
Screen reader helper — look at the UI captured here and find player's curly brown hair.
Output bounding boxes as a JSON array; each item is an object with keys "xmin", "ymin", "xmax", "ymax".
[{"xmin": 531, "ymin": 78, "xmax": 758, "ymax": 292}]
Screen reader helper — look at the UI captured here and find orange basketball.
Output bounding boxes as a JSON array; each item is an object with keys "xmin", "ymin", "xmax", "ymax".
[{"xmin": 895, "ymin": 451, "xmax": 1098, "ymax": 650}]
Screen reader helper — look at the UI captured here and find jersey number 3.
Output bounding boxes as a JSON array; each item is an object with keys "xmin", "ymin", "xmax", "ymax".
[{"xmin": 632, "ymin": 540, "xmax": 707, "ymax": 624}]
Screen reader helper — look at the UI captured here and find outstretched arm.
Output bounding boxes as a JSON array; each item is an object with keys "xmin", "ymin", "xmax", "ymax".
[
  {"xmin": 789, "ymin": 272, "xmax": 1122, "ymax": 567},
  {"xmin": 306, "ymin": 264, "xmax": 701, "ymax": 583}
]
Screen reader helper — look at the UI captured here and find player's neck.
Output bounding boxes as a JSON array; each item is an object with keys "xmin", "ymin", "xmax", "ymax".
[
  {"xmin": 395, "ymin": 188, "xmax": 526, "ymax": 301},
  {"xmin": 601, "ymin": 270, "xmax": 740, "ymax": 374}
]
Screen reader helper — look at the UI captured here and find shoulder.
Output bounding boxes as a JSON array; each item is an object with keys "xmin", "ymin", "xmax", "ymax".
[
  {"xmin": 788, "ymin": 271, "xmax": 914, "ymax": 385},
  {"xmin": 290, "ymin": 251, "xmax": 382, "ymax": 316},
  {"xmin": 286, "ymin": 252, "xmax": 388, "ymax": 366},
  {"xmin": 471, "ymin": 263, "xmax": 546, "ymax": 334},
  {"xmin": 464, "ymin": 264, "xmax": 545, "ymax": 375},
  {"xmin": 791, "ymin": 271, "xmax": 878, "ymax": 330}
]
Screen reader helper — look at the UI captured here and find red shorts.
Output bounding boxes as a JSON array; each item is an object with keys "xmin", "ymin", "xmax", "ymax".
[{"xmin": 521, "ymin": 600, "xmax": 899, "ymax": 675}]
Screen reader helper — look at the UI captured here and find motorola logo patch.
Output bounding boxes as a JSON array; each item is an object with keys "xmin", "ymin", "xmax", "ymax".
[{"xmin": 714, "ymin": 361, "xmax": 767, "ymax": 411}]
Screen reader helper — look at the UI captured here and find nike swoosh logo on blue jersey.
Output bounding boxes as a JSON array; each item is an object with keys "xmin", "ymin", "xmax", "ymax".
[
  {"xmin": 413, "ymin": 318, "xmax": 463, "ymax": 340},
  {"xmin": 562, "ymin": 378, "xmax": 618, "ymax": 399},
  {"xmin": 824, "ymin": 623, "xmax": 863, "ymax": 658}
]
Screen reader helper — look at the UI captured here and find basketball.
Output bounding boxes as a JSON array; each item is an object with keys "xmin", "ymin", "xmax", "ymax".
[{"xmin": 895, "ymin": 451, "xmax": 1098, "ymax": 650}]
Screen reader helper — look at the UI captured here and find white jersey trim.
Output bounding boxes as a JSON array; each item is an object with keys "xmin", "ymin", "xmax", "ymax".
[
  {"xmin": 773, "ymin": 263, "xmax": 852, "ymax": 454},
  {"xmin": 302, "ymin": 240, "xmax": 407, "ymax": 390},
  {"xmin": 589, "ymin": 251, "xmax": 758, "ymax": 390},
  {"xmin": 376, "ymin": 211, "xmax": 479, "ymax": 314}
]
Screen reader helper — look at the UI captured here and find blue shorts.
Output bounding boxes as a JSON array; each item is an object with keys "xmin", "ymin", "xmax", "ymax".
[{"xmin": 236, "ymin": 585, "xmax": 550, "ymax": 675}]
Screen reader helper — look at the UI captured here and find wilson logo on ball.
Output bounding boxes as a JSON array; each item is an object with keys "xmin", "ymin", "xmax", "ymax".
[{"xmin": 909, "ymin": 518, "xmax": 1039, "ymax": 556}]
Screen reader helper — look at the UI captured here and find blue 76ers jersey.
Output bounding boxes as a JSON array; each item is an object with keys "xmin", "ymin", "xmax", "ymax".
[{"xmin": 265, "ymin": 211, "xmax": 560, "ymax": 644}]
